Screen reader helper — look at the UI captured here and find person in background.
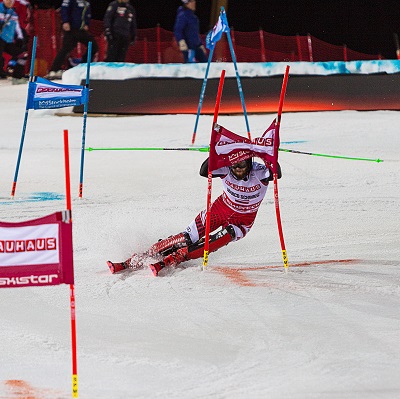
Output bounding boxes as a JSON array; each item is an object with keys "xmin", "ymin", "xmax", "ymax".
[
  {"xmin": 46, "ymin": 0, "xmax": 98, "ymax": 80},
  {"xmin": 173, "ymin": 0, "xmax": 207, "ymax": 63},
  {"xmin": 13, "ymin": 0, "xmax": 31, "ymax": 33},
  {"xmin": 103, "ymin": 0, "xmax": 136, "ymax": 62},
  {"xmin": 0, "ymin": 0, "xmax": 27, "ymax": 80},
  {"xmin": 6, "ymin": 0, "xmax": 31, "ymax": 82}
]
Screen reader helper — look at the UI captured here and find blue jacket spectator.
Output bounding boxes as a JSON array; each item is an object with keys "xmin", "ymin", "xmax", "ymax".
[
  {"xmin": 46, "ymin": 0, "xmax": 98, "ymax": 79},
  {"xmin": 0, "ymin": 0, "xmax": 27, "ymax": 79},
  {"xmin": 0, "ymin": 0, "xmax": 24, "ymax": 43},
  {"xmin": 60, "ymin": 0, "xmax": 91, "ymax": 30},
  {"xmin": 173, "ymin": 0, "xmax": 207, "ymax": 63}
]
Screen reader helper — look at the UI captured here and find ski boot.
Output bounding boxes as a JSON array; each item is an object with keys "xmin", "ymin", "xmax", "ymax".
[
  {"xmin": 149, "ymin": 232, "xmax": 192, "ymax": 256},
  {"xmin": 107, "ymin": 253, "xmax": 147, "ymax": 274},
  {"xmin": 107, "ymin": 260, "xmax": 129, "ymax": 274},
  {"xmin": 149, "ymin": 247, "xmax": 188, "ymax": 276},
  {"xmin": 149, "ymin": 226, "xmax": 235, "ymax": 276}
]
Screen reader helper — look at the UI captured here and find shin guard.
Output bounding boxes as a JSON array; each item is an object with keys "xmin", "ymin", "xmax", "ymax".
[
  {"xmin": 149, "ymin": 232, "xmax": 192, "ymax": 256},
  {"xmin": 186, "ymin": 226, "xmax": 236, "ymax": 260}
]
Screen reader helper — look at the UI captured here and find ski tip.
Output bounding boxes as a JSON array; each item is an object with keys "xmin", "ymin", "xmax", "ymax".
[
  {"xmin": 149, "ymin": 264, "xmax": 158, "ymax": 277},
  {"xmin": 107, "ymin": 261, "xmax": 117, "ymax": 274},
  {"xmin": 149, "ymin": 262, "xmax": 164, "ymax": 277},
  {"xmin": 107, "ymin": 260, "xmax": 127, "ymax": 274}
]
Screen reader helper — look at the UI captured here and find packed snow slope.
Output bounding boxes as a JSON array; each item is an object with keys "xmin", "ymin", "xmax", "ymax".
[{"xmin": 0, "ymin": 79, "xmax": 399, "ymax": 399}]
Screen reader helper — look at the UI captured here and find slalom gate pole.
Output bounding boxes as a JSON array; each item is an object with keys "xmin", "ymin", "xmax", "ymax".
[
  {"xmin": 86, "ymin": 146, "xmax": 210, "ymax": 152},
  {"xmin": 203, "ymin": 69, "xmax": 226, "ymax": 270},
  {"xmin": 78, "ymin": 42, "xmax": 92, "ymax": 198},
  {"xmin": 274, "ymin": 65, "xmax": 290, "ymax": 272},
  {"xmin": 11, "ymin": 36, "xmax": 37, "ymax": 198},
  {"xmin": 64, "ymin": 130, "xmax": 78, "ymax": 398},
  {"xmin": 85, "ymin": 146, "xmax": 382, "ymax": 162},
  {"xmin": 278, "ymin": 148, "xmax": 383, "ymax": 162},
  {"xmin": 223, "ymin": 8, "xmax": 251, "ymax": 140},
  {"xmin": 192, "ymin": 47, "xmax": 215, "ymax": 145},
  {"xmin": 64, "ymin": 130, "xmax": 72, "ymax": 213},
  {"xmin": 70, "ymin": 284, "xmax": 78, "ymax": 398}
]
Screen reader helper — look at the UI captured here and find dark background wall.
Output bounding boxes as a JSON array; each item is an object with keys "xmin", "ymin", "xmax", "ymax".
[
  {"xmin": 31, "ymin": 0, "xmax": 400, "ymax": 59},
  {"xmin": 75, "ymin": 73, "xmax": 400, "ymax": 115}
]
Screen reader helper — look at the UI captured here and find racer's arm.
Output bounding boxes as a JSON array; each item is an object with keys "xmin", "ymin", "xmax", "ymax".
[
  {"xmin": 199, "ymin": 158, "xmax": 226, "ymax": 178},
  {"xmin": 262, "ymin": 162, "xmax": 282, "ymax": 183}
]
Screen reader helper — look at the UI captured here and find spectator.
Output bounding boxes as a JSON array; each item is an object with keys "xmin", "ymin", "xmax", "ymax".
[
  {"xmin": 13, "ymin": 0, "xmax": 31, "ymax": 33},
  {"xmin": 103, "ymin": 0, "xmax": 136, "ymax": 62},
  {"xmin": 0, "ymin": 0, "xmax": 27, "ymax": 80},
  {"xmin": 47, "ymin": 0, "xmax": 98, "ymax": 80},
  {"xmin": 173, "ymin": 0, "xmax": 207, "ymax": 63},
  {"xmin": 6, "ymin": 0, "xmax": 31, "ymax": 81}
]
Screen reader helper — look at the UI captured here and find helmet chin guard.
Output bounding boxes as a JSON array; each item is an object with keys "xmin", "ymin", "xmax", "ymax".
[{"xmin": 230, "ymin": 158, "xmax": 252, "ymax": 180}]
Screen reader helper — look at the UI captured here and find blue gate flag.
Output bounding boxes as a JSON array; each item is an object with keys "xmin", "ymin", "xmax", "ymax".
[
  {"xmin": 206, "ymin": 11, "xmax": 228, "ymax": 50},
  {"xmin": 27, "ymin": 77, "xmax": 89, "ymax": 110}
]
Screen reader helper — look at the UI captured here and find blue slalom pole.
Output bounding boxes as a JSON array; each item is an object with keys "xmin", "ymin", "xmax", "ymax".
[
  {"xmin": 223, "ymin": 8, "xmax": 251, "ymax": 139},
  {"xmin": 191, "ymin": 46, "xmax": 214, "ymax": 145},
  {"xmin": 78, "ymin": 42, "xmax": 92, "ymax": 198},
  {"xmin": 11, "ymin": 36, "xmax": 37, "ymax": 198}
]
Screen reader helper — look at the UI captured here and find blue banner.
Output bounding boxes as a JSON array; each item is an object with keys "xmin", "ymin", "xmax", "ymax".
[
  {"xmin": 27, "ymin": 77, "xmax": 89, "ymax": 110},
  {"xmin": 206, "ymin": 12, "xmax": 229, "ymax": 50}
]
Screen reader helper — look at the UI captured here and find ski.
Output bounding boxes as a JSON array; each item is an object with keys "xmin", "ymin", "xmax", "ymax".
[
  {"xmin": 107, "ymin": 234, "xmax": 190, "ymax": 275},
  {"xmin": 107, "ymin": 261, "xmax": 128, "ymax": 274},
  {"xmin": 149, "ymin": 261, "xmax": 166, "ymax": 277},
  {"xmin": 107, "ymin": 252, "xmax": 162, "ymax": 274}
]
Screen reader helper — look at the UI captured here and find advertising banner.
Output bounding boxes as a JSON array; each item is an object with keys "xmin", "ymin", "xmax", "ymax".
[
  {"xmin": 27, "ymin": 77, "xmax": 89, "ymax": 110},
  {"xmin": 0, "ymin": 211, "xmax": 74, "ymax": 288}
]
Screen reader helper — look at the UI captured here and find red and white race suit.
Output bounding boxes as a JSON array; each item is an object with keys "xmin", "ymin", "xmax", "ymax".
[{"xmin": 185, "ymin": 162, "xmax": 270, "ymax": 242}]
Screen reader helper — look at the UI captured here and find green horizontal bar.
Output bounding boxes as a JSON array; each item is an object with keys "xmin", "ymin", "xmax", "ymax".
[{"xmin": 85, "ymin": 146, "xmax": 382, "ymax": 162}]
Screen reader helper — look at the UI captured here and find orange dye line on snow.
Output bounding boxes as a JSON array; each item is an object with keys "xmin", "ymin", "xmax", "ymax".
[
  {"xmin": 213, "ymin": 267, "xmax": 257, "ymax": 287},
  {"xmin": 214, "ymin": 259, "xmax": 360, "ymax": 286},
  {"xmin": 236, "ymin": 258, "xmax": 359, "ymax": 271},
  {"xmin": 4, "ymin": 379, "xmax": 60, "ymax": 399}
]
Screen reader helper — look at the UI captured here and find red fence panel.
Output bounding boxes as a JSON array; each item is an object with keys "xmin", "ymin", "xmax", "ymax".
[{"xmin": 26, "ymin": 8, "xmax": 382, "ymax": 77}]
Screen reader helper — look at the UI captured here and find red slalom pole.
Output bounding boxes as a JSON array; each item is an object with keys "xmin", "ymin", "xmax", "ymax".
[
  {"xmin": 64, "ymin": 130, "xmax": 72, "ymax": 213},
  {"xmin": 64, "ymin": 129, "xmax": 78, "ymax": 397},
  {"xmin": 70, "ymin": 283, "xmax": 78, "ymax": 398},
  {"xmin": 203, "ymin": 69, "xmax": 226, "ymax": 270},
  {"xmin": 274, "ymin": 66, "xmax": 290, "ymax": 272}
]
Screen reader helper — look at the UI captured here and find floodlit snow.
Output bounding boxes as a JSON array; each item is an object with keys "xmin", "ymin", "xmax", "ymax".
[{"xmin": 0, "ymin": 76, "xmax": 399, "ymax": 399}]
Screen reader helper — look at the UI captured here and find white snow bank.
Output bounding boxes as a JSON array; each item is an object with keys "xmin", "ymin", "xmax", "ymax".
[{"xmin": 62, "ymin": 60, "xmax": 400, "ymax": 84}]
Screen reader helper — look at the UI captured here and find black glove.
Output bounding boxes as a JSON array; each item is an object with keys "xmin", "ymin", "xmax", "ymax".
[
  {"xmin": 105, "ymin": 28, "xmax": 113, "ymax": 41},
  {"xmin": 266, "ymin": 162, "xmax": 282, "ymax": 180}
]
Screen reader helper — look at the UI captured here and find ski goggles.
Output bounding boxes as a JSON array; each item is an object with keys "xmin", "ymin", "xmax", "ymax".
[{"xmin": 231, "ymin": 161, "xmax": 248, "ymax": 169}]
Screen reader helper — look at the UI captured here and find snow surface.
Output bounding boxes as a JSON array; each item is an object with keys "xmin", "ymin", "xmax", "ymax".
[
  {"xmin": 0, "ymin": 77, "xmax": 400, "ymax": 399},
  {"xmin": 61, "ymin": 60, "xmax": 400, "ymax": 85}
]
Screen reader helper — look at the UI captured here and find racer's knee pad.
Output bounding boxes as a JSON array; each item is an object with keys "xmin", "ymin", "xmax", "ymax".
[{"xmin": 186, "ymin": 225, "xmax": 236, "ymax": 260}]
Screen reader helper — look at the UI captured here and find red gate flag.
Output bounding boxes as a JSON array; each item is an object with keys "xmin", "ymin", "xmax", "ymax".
[
  {"xmin": 209, "ymin": 120, "xmax": 279, "ymax": 170},
  {"xmin": 0, "ymin": 211, "xmax": 74, "ymax": 288}
]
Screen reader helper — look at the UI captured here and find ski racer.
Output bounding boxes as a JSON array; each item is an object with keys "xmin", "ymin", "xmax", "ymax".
[{"xmin": 107, "ymin": 156, "xmax": 281, "ymax": 276}]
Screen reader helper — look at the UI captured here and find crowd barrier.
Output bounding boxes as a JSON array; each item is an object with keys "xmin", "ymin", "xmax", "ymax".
[
  {"xmin": 64, "ymin": 62, "xmax": 400, "ymax": 114},
  {"xmin": 29, "ymin": 8, "xmax": 381, "ymax": 77}
]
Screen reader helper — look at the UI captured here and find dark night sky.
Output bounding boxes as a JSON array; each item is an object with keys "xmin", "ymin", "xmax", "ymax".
[{"xmin": 33, "ymin": 0, "xmax": 400, "ymax": 58}]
